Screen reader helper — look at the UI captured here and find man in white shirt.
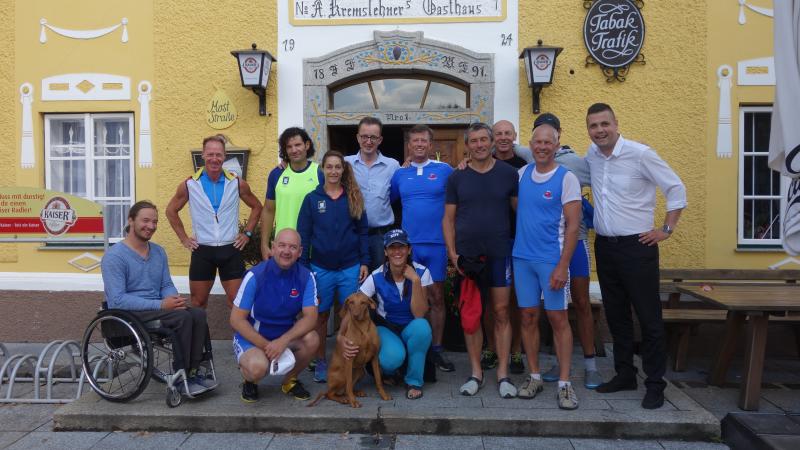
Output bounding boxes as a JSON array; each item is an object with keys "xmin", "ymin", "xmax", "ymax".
[{"xmin": 584, "ymin": 103, "xmax": 687, "ymax": 410}]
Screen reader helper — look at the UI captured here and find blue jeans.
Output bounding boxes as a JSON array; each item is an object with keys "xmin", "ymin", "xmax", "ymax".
[{"xmin": 377, "ymin": 318, "xmax": 432, "ymax": 387}]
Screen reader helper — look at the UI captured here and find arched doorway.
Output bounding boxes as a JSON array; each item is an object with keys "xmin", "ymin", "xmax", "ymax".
[{"xmin": 303, "ymin": 30, "xmax": 494, "ymax": 166}]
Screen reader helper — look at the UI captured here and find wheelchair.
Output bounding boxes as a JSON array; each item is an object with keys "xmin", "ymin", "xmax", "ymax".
[{"xmin": 80, "ymin": 305, "xmax": 216, "ymax": 408}]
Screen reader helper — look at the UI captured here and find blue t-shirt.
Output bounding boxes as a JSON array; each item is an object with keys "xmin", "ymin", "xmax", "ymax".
[
  {"xmin": 199, "ymin": 171, "xmax": 226, "ymax": 213},
  {"xmin": 390, "ymin": 160, "xmax": 452, "ymax": 245},
  {"xmin": 233, "ymin": 259, "xmax": 318, "ymax": 340}
]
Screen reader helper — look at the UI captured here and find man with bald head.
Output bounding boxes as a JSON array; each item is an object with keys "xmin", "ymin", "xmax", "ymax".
[
  {"xmin": 492, "ymin": 120, "xmax": 529, "ymax": 169},
  {"xmin": 230, "ymin": 228, "xmax": 319, "ymax": 403}
]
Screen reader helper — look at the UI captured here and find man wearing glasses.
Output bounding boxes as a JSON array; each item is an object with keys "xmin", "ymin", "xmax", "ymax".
[{"xmin": 345, "ymin": 117, "xmax": 401, "ymax": 270}]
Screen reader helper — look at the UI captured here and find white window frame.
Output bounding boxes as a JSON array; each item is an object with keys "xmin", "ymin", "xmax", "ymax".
[
  {"xmin": 737, "ymin": 106, "xmax": 786, "ymax": 247},
  {"xmin": 44, "ymin": 113, "xmax": 136, "ymax": 242}
]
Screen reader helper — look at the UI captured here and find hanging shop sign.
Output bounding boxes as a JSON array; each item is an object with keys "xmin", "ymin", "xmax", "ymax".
[
  {"xmin": 206, "ymin": 89, "xmax": 238, "ymax": 130},
  {"xmin": 0, "ymin": 187, "xmax": 104, "ymax": 242},
  {"xmin": 583, "ymin": 0, "xmax": 646, "ymax": 82},
  {"xmin": 290, "ymin": 0, "xmax": 506, "ymax": 26}
]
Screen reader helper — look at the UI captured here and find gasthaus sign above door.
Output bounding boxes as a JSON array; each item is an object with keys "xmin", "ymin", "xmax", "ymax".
[
  {"xmin": 290, "ymin": 0, "xmax": 506, "ymax": 25},
  {"xmin": 583, "ymin": 0, "xmax": 646, "ymax": 82}
]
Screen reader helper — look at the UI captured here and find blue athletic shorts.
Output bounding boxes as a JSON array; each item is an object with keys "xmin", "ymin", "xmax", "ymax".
[
  {"xmin": 311, "ymin": 263, "xmax": 360, "ymax": 313},
  {"xmin": 232, "ymin": 333, "xmax": 255, "ymax": 363},
  {"xmin": 487, "ymin": 256, "xmax": 512, "ymax": 288},
  {"xmin": 412, "ymin": 243, "xmax": 447, "ymax": 282},
  {"xmin": 513, "ymin": 258, "xmax": 567, "ymax": 310},
  {"xmin": 569, "ymin": 239, "xmax": 591, "ymax": 278}
]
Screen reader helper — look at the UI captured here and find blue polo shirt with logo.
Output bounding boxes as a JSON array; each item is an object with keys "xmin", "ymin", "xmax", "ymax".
[{"xmin": 390, "ymin": 160, "xmax": 453, "ymax": 244}]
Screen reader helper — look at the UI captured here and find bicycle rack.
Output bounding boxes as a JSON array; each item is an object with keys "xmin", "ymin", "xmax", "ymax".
[{"xmin": 0, "ymin": 340, "xmax": 86, "ymax": 404}]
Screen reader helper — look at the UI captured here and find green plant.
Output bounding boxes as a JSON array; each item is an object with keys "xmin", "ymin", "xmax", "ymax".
[{"xmin": 239, "ymin": 222, "xmax": 262, "ymax": 268}]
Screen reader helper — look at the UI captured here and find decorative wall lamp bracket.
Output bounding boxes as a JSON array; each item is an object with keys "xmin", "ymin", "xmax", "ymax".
[
  {"xmin": 231, "ymin": 43, "xmax": 276, "ymax": 116},
  {"xmin": 519, "ymin": 40, "xmax": 562, "ymax": 114}
]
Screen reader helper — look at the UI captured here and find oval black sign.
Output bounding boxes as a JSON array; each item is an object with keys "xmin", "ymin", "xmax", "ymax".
[{"xmin": 584, "ymin": 0, "xmax": 645, "ymax": 68}]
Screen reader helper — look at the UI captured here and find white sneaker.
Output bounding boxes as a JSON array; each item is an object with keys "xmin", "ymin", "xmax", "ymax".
[
  {"xmin": 557, "ymin": 383, "xmax": 579, "ymax": 410},
  {"xmin": 459, "ymin": 376, "xmax": 484, "ymax": 396}
]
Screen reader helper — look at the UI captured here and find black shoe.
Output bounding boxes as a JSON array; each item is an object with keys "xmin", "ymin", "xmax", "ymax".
[
  {"xmin": 282, "ymin": 378, "xmax": 311, "ymax": 400},
  {"xmin": 480, "ymin": 350, "xmax": 498, "ymax": 370},
  {"xmin": 642, "ymin": 389, "xmax": 664, "ymax": 409},
  {"xmin": 241, "ymin": 381, "xmax": 258, "ymax": 403},
  {"xmin": 433, "ymin": 351, "xmax": 455, "ymax": 372},
  {"xmin": 509, "ymin": 352, "xmax": 525, "ymax": 375},
  {"xmin": 596, "ymin": 375, "xmax": 637, "ymax": 393}
]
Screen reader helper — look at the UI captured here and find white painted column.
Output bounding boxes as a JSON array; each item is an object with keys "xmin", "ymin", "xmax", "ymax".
[
  {"xmin": 716, "ymin": 65, "xmax": 733, "ymax": 159},
  {"xmin": 19, "ymin": 83, "xmax": 34, "ymax": 169},
  {"xmin": 137, "ymin": 81, "xmax": 152, "ymax": 168}
]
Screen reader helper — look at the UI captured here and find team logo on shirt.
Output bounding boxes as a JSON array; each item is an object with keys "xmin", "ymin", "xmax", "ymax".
[
  {"xmin": 282, "ymin": 176, "xmax": 289, "ymax": 185},
  {"xmin": 290, "ymin": 288, "xmax": 300, "ymax": 298},
  {"xmin": 543, "ymin": 190, "xmax": 553, "ymax": 200},
  {"xmin": 427, "ymin": 173, "xmax": 438, "ymax": 181},
  {"xmin": 317, "ymin": 200, "xmax": 326, "ymax": 213}
]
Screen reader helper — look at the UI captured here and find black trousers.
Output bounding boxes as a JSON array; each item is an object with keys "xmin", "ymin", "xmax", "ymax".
[
  {"xmin": 595, "ymin": 235, "xmax": 666, "ymax": 392},
  {"xmin": 133, "ymin": 308, "xmax": 207, "ymax": 372}
]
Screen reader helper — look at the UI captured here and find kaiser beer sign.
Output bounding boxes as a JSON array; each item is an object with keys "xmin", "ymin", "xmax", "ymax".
[
  {"xmin": 0, "ymin": 187, "xmax": 104, "ymax": 242},
  {"xmin": 584, "ymin": 0, "xmax": 645, "ymax": 80}
]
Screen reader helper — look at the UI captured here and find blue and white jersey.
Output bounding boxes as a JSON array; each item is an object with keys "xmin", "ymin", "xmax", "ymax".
[
  {"xmin": 513, "ymin": 164, "xmax": 581, "ymax": 264},
  {"xmin": 233, "ymin": 259, "xmax": 318, "ymax": 341},
  {"xmin": 390, "ymin": 160, "xmax": 453, "ymax": 244},
  {"xmin": 359, "ymin": 262, "xmax": 433, "ymax": 327}
]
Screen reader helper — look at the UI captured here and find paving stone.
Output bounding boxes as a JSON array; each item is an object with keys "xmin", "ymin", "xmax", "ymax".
[
  {"xmin": 0, "ymin": 432, "xmax": 25, "ymax": 449},
  {"xmin": 482, "ymin": 436, "xmax": 573, "ymax": 449},
  {"xmin": 681, "ymin": 387, "xmax": 784, "ymax": 416},
  {"xmin": 0, "ymin": 404, "xmax": 57, "ymax": 432},
  {"xmin": 180, "ymin": 432, "xmax": 273, "ymax": 449},
  {"xmin": 266, "ymin": 432, "xmax": 367, "ymax": 449},
  {"xmin": 394, "ymin": 434, "xmax": 483, "ymax": 450},
  {"xmin": 607, "ymin": 399, "xmax": 678, "ymax": 411},
  {"xmin": 5, "ymin": 431, "xmax": 107, "ymax": 450},
  {"xmin": 659, "ymin": 440, "xmax": 730, "ymax": 449},
  {"xmin": 94, "ymin": 431, "xmax": 189, "ymax": 449},
  {"xmin": 761, "ymin": 389, "xmax": 800, "ymax": 413},
  {"xmin": 569, "ymin": 438, "xmax": 664, "ymax": 449}
]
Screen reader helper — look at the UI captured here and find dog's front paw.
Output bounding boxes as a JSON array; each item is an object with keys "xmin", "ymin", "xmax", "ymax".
[
  {"xmin": 349, "ymin": 399, "xmax": 362, "ymax": 408},
  {"xmin": 379, "ymin": 392, "xmax": 392, "ymax": 401},
  {"xmin": 354, "ymin": 390, "xmax": 366, "ymax": 397}
]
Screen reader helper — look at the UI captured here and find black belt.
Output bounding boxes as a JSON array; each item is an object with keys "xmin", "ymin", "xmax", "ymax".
[
  {"xmin": 368, "ymin": 225, "xmax": 392, "ymax": 236},
  {"xmin": 596, "ymin": 234, "xmax": 640, "ymax": 244}
]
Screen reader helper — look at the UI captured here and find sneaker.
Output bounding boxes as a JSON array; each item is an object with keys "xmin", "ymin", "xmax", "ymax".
[
  {"xmin": 498, "ymin": 377, "xmax": 517, "ymax": 399},
  {"xmin": 241, "ymin": 381, "xmax": 258, "ymax": 403},
  {"xmin": 509, "ymin": 352, "xmax": 525, "ymax": 374},
  {"xmin": 542, "ymin": 365, "xmax": 560, "ymax": 382},
  {"xmin": 641, "ymin": 389, "xmax": 665, "ymax": 409},
  {"xmin": 596, "ymin": 375, "xmax": 637, "ymax": 393},
  {"xmin": 282, "ymin": 378, "xmax": 311, "ymax": 400},
  {"xmin": 459, "ymin": 376, "xmax": 484, "ymax": 396},
  {"xmin": 584, "ymin": 370, "xmax": 603, "ymax": 390},
  {"xmin": 432, "ymin": 351, "xmax": 455, "ymax": 372},
  {"xmin": 307, "ymin": 358, "xmax": 317, "ymax": 372},
  {"xmin": 313, "ymin": 359, "xmax": 328, "ymax": 383},
  {"xmin": 480, "ymin": 350, "xmax": 498, "ymax": 370},
  {"xmin": 518, "ymin": 375, "xmax": 544, "ymax": 399},
  {"xmin": 557, "ymin": 383, "xmax": 579, "ymax": 410}
]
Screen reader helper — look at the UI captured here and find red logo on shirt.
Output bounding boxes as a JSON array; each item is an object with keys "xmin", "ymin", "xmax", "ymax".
[
  {"xmin": 427, "ymin": 173, "xmax": 438, "ymax": 180},
  {"xmin": 290, "ymin": 288, "xmax": 299, "ymax": 298},
  {"xmin": 543, "ymin": 190, "xmax": 553, "ymax": 200}
]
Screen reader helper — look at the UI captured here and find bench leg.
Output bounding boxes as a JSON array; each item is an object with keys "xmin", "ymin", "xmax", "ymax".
[
  {"xmin": 708, "ymin": 311, "xmax": 746, "ymax": 386},
  {"xmin": 673, "ymin": 324, "xmax": 691, "ymax": 372},
  {"xmin": 739, "ymin": 313, "xmax": 768, "ymax": 411}
]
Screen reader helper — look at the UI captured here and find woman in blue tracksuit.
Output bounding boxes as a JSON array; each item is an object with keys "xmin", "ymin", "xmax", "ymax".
[{"xmin": 297, "ymin": 150, "xmax": 370, "ymax": 383}]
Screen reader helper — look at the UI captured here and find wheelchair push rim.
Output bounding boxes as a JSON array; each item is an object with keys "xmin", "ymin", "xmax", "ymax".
[{"xmin": 81, "ymin": 312, "xmax": 153, "ymax": 402}]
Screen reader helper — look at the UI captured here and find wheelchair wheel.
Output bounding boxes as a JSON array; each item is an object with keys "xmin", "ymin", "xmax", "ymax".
[
  {"xmin": 166, "ymin": 386, "xmax": 182, "ymax": 408},
  {"xmin": 81, "ymin": 310, "xmax": 153, "ymax": 402}
]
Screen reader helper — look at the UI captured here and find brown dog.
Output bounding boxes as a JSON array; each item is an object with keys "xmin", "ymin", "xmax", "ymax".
[{"xmin": 308, "ymin": 292, "xmax": 391, "ymax": 407}]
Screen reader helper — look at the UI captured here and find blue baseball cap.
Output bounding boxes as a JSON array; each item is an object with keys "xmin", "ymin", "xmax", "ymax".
[
  {"xmin": 534, "ymin": 112, "xmax": 561, "ymax": 131},
  {"xmin": 383, "ymin": 229, "xmax": 410, "ymax": 247}
]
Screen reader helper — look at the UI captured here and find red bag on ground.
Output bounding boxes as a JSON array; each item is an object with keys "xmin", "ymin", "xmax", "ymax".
[{"xmin": 459, "ymin": 277, "xmax": 482, "ymax": 334}]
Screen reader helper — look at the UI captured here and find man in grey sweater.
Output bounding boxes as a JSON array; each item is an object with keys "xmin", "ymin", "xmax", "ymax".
[{"xmin": 101, "ymin": 200, "xmax": 215, "ymax": 395}]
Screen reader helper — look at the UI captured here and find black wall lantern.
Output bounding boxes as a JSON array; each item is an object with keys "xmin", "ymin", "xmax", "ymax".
[
  {"xmin": 231, "ymin": 43, "xmax": 276, "ymax": 116},
  {"xmin": 519, "ymin": 40, "xmax": 563, "ymax": 114}
]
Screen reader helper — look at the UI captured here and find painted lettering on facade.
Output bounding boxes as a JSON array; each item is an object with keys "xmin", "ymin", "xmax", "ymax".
[{"xmin": 290, "ymin": 0, "xmax": 505, "ymax": 25}]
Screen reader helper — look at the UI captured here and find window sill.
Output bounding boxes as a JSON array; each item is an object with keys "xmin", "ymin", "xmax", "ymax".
[
  {"xmin": 735, "ymin": 246, "xmax": 785, "ymax": 253},
  {"xmin": 38, "ymin": 242, "xmax": 109, "ymax": 251}
]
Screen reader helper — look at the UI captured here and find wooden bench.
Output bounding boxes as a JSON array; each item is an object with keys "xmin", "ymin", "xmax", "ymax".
[{"xmin": 660, "ymin": 269, "xmax": 800, "ymax": 371}]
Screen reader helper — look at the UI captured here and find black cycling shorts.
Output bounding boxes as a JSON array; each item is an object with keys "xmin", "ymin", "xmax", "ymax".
[{"xmin": 189, "ymin": 244, "xmax": 245, "ymax": 281}]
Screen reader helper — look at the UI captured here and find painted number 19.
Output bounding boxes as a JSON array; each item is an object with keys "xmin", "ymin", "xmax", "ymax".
[{"xmin": 282, "ymin": 39, "xmax": 295, "ymax": 51}]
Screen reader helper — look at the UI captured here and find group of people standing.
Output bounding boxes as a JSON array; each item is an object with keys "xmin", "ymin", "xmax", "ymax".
[{"xmin": 100, "ymin": 102, "xmax": 686, "ymax": 411}]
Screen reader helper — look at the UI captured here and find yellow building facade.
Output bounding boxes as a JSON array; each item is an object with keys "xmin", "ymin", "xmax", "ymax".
[{"xmin": 0, "ymin": 1, "xmax": 791, "ymax": 288}]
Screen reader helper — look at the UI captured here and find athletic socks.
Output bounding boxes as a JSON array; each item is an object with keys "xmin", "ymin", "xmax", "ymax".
[
  {"xmin": 558, "ymin": 380, "xmax": 571, "ymax": 389},
  {"xmin": 584, "ymin": 355, "xmax": 597, "ymax": 372},
  {"xmin": 432, "ymin": 345, "xmax": 444, "ymax": 353},
  {"xmin": 530, "ymin": 373, "xmax": 542, "ymax": 381}
]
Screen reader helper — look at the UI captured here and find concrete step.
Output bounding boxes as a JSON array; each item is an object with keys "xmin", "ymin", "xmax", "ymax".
[{"xmin": 54, "ymin": 343, "xmax": 720, "ymax": 440}]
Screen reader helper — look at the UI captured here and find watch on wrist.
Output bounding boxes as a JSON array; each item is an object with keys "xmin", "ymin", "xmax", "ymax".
[
  {"xmin": 661, "ymin": 224, "xmax": 673, "ymax": 235},
  {"xmin": 244, "ymin": 230, "xmax": 253, "ymax": 238}
]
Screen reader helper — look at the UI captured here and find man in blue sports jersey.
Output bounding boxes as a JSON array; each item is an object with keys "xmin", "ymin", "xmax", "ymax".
[
  {"xmin": 513, "ymin": 123, "xmax": 582, "ymax": 410},
  {"xmin": 230, "ymin": 229, "xmax": 319, "ymax": 403},
  {"xmin": 390, "ymin": 124, "xmax": 455, "ymax": 373}
]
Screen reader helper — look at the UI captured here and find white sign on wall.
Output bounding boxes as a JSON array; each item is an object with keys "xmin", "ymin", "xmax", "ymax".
[{"xmin": 290, "ymin": 0, "xmax": 506, "ymax": 25}]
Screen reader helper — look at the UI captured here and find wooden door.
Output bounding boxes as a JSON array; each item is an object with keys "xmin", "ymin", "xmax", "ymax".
[{"xmin": 403, "ymin": 127, "xmax": 467, "ymax": 167}]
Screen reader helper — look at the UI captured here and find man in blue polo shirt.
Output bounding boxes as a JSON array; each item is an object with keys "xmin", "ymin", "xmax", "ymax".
[
  {"xmin": 390, "ymin": 124, "xmax": 454, "ymax": 372},
  {"xmin": 230, "ymin": 229, "xmax": 319, "ymax": 403}
]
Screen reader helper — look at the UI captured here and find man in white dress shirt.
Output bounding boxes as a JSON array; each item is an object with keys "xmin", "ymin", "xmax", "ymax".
[{"xmin": 584, "ymin": 103, "xmax": 687, "ymax": 409}]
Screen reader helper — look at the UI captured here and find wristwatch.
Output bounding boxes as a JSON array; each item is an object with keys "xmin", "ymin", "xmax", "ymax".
[
  {"xmin": 244, "ymin": 230, "xmax": 253, "ymax": 238},
  {"xmin": 661, "ymin": 224, "xmax": 673, "ymax": 235}
]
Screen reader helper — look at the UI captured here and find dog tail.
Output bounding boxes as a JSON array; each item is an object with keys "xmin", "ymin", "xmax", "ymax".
[{"xmin": 306, "ymin": 392, "xmax": 326, "ymax": 407}]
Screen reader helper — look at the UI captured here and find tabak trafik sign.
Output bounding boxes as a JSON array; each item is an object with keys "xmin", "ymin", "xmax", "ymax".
[
  {"xmin": 583, "ymin": 0, "xmax": 645, "ymax": 81},
  {"xmin": 0, "ymin": 187, "xmax": 104, "ymax": 241}
]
